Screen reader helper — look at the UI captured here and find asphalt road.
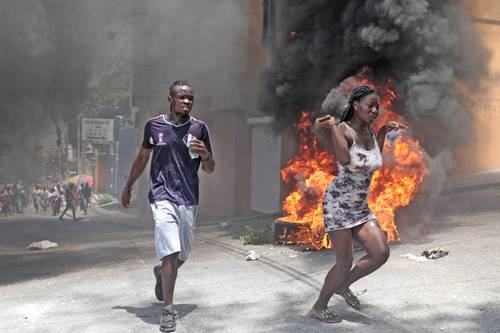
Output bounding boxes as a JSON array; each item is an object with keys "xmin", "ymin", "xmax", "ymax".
[{"xmin": 1, "ymin": 194, "xmax": 499, "ymax": 333}]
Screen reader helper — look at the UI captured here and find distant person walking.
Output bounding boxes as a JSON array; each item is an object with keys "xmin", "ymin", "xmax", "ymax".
[
  {"xmin": 0, "ymin": 186, "xmax": 10, "ymax": 216},
  {"xmin": 59, "ymin": 183, "xmax": 77, "ymax": 221},
  {"xmin": 83, "ymin": 182, "xmax": 92, "ymax": 210},
  {"xmin": 122, "ymin": 80, "xmax": 215, "ymax": 332},
  {"xmin": 48, "ymin": 188, "xmax": 61, "ymax": 216},
  {"xmin": 32, "ymin": 186, "xmax": 40, "ymax": 214}
]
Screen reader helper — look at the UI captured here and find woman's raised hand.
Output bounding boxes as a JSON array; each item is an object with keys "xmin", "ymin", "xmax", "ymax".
[{"xmin": 314, "ymin": 115, "xmax": 337, "ymax": 128}]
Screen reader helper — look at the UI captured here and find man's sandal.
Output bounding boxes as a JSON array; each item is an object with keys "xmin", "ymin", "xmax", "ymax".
[
  {"xmin": 336, "ymin": 289, "xmax": 361, "ymax": 310},
  {"xmin": 309, "ymin": 308, "xmax": 342, "ymax": 323}
]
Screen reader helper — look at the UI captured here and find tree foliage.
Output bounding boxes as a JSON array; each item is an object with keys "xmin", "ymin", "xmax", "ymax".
[{"xmin": 85, "ymin": 61, "xmax": 130, "ymax": 119}]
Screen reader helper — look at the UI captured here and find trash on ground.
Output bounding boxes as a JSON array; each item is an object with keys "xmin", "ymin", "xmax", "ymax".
[
  {"xmin": 401, "ymin": 252, "xmax": 427, "ymax": 262},
  {"xmin": 245, "ymin": 250, "xmax": 260, "ymax": 261},
  {"xmin": 421, "ymin": 247, "xmax": 449, "ymax": 259},
  {"xmin": 219, "ymin": 221, "xmax": 231, "ymax": 228},
  {"xmin": 27, "ymin": 240, "xmax": 58, "ymax": 250}
]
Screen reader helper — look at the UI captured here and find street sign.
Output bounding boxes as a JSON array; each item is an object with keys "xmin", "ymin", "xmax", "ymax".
[{"xmin": 82, "ymin": 118, "xmax": 114, "ymax": 144}]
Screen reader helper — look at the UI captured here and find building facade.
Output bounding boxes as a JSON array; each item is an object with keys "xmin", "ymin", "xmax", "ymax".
[{"xmin": 129, "ymin": 0, "xmax": 287, "ymax": 218}]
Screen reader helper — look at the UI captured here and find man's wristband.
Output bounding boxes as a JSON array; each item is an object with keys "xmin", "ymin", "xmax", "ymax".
[
  {"xmin": 123, "ymin": 186, "xmax": 132, "ymax": 193},
  {"xmin": 201, "ymin": 155, "xmax": 210, "ymax": 162}
]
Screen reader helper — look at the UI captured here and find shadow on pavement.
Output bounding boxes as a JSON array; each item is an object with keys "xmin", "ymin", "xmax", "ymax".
[
  {"xmin": 371, "ymin": 301, "xmax": 500, "ymax": 333},
  {"xmin": 112, "ymin": 303, "xmax": 197, "ymax": 325},
  {"xmin": 252, "ymin": 293, "xmax": 500, "ymax": 333},
  {"xmin": 256, "ymin": 292, "xmax": 383, "ymax": 333},
  {"xmin": 173, "ymin": 293, "xmax": 384, "ymax": 333}
]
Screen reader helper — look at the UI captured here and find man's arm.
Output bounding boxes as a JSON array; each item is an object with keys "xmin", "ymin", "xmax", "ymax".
[
  {"xmin": 121, "ymin": 147, "xmax": 152, "ymax": 208},
  {"xmin": 200, "ymin": 153, "xmax": 215, "ymax": 174},
  {"xmin": 189, "ymin": 131, "xmax": 215, "ymax": 174},
  {"xmin": 189, "ymin": 138, "xmax": 215, "ymax": 174}
]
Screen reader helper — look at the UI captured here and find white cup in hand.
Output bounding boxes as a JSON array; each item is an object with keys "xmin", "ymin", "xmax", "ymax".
[{"xmin": 183, "ymin": 133, "xmax": 199, "ymax": 159}]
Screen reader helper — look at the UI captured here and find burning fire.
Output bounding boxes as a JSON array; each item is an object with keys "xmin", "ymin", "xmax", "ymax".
[{"xmin": 278, "ymin": 79, "xmax": 428, "ymax": 249}]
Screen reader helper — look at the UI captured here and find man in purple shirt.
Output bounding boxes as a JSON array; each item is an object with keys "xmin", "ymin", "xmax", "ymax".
[{"xmin": 122, "ymin": 80, "xmax": 215, "ymax": 332}]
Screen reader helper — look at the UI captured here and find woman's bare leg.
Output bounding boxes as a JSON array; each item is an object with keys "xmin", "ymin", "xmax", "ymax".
[
  {"xmin": 312, "ymin": 229, "xmax": 354, "ymax": 312},
  {"xmin": 337, "ymin": 219, "xmax": 390, "ymax": 294}
]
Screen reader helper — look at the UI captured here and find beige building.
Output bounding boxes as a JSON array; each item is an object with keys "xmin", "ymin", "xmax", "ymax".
[{"xmin": 458, "ymin": 0, "xmax": 500, "ymax": 173}]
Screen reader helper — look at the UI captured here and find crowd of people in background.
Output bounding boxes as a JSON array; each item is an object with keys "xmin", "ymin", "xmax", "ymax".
[
  {"xmin": 0, "ymin": 180, "xmax": 92, "ymax": 220},
  {"xmin": 0, "ymin": 182, "xmax": 28, "ymax": 216}
]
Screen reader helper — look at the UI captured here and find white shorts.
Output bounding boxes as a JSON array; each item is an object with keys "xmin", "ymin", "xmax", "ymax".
[{"xmin": 151, "ymin": 200, "xmax": 197, "ymax": 262}]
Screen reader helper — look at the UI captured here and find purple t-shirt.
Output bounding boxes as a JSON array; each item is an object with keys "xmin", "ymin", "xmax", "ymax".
[{"xmin": 142, "ymin": 115, "xmax": 212, "ymax": 205}]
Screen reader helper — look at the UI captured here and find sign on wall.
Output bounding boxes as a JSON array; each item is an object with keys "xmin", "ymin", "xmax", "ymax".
[{"xmin": 82, "ymin": 118, "xmax": 114, "ymax": 144}]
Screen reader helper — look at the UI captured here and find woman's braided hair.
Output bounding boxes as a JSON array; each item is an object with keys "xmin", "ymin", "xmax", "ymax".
[{"xmin": 339, "ymin": 85, "xmax": 377, "ymax": 123}]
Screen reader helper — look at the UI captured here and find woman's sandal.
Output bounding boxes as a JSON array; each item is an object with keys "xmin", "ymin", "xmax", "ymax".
[
  {"xmin": 309, "ymin": 308, "xmax": 342, "ymax": 323},
  {"xmin": 336, "ymin": 288, "xmax": 361, "ymax": 310}
]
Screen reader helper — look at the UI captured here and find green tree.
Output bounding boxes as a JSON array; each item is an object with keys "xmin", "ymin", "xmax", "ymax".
[{"xmin": 85, "ymin": 61, "xmax": 130, "ymax": 120}]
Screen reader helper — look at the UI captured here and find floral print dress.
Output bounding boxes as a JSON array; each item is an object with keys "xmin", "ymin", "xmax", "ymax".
[{"xmin": 323, "ymin": 123, "xmax": 383, "ymax": 232}]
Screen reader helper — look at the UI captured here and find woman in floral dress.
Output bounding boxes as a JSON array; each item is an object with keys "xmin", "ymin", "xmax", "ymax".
[{"xmin": 310, "ymin": 86, "xmax": 407, "ymax": 323}]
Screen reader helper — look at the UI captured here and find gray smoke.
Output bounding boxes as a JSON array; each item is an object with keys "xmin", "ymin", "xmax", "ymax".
[
  {"xmin": 0, "ymin": 0, "xmax": 137, "ymax": 181},
  {"xmin": 1, "ymin": 0, "xmax": 252, "ymax": 222}
]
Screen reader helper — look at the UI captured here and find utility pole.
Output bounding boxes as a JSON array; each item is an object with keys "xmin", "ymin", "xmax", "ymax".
[{"xmin": 76, "ymin": 115, "xmax": 81, "ymax": 175}]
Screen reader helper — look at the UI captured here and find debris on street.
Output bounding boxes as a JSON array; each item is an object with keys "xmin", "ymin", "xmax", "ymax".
[
  {"xmin": 401, "ymin": 252, "xmax": 427, "ymax": 262},
  {"xmin": 27, "ymin": 240, "xmax": 58, "ymax": 250},
  {"xmin": 401, "ymin": 247, "xmax": 449, "ymax": 262},
  {"xmin": 422, "ymin": 247, "xmax": 449, "ymax": 259},
  {"xmin": 245, "ymin": 250, "xmax": 260, "ymax": 261}
]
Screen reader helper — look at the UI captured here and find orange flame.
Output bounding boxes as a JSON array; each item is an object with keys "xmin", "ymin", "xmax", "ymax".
[{"xmin": 279, "ymin": 79, "xmax": 428, "ymax": 249}]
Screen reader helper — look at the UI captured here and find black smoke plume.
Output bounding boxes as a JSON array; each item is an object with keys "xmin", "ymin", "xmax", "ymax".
[
  {"xmin": 260, "ymin": 0, "xmax": 491, "ymax": 235},
  {"xmin": 261, "ymin": 0, "xmax": 490, "ymax": 155}
]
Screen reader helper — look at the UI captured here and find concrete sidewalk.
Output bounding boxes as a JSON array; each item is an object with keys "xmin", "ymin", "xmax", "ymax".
[{"xmin": 0, "ymin": 198, "xmax": 499, "ymax": 333}]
